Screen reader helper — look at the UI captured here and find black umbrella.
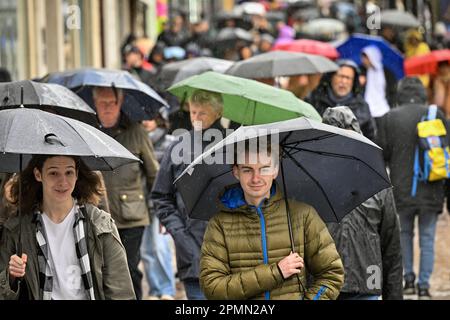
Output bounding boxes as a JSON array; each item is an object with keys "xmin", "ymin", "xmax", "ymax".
[
  {"xmin": 0, "ymin": 108, "xmax": 140, "ymax": 256},
  {"xmin": 0, "ymin": 80, "xmax": 98, "ymax": 125},
  {"xmin": 175, "ymin": 117, "xmax": 390, "ymax": 224},
  {"xmin": 44, "ymin": 68, "xmax": 169, "ymax": 122},
  {"xmin": 225, "ymin": 51, "xmax": 338, "ymax": 79},
  {"xmin": 159, "ymin": 57, "xmax": 233, "ymax": 89}
]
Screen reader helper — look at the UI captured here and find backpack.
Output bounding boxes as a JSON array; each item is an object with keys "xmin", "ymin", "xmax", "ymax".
[{"xmin": 411, "ymin": 105, "xmax": 450, "ymax": 197}]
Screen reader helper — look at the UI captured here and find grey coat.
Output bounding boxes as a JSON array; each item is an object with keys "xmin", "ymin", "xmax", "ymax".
[{"xmin": 151, "ymin": 120, "xmax": 225, "ymax": 281}]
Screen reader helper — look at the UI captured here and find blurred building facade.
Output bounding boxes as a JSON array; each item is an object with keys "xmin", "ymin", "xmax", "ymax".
[
  {"xmin": 0, "ymin": 0, "xmax": 230, "ymax": 81},
  {"xmin": 0, "ymin": 0, "xmax": 445, "ymax": 81}
]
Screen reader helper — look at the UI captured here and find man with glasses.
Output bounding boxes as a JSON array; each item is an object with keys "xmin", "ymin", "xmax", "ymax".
[
  {"xmin": 308, "ymin": 60, "xmax": 376, "ymax": 141},
  {"xmin": 93, "ymin": 87, "xmax": 160, "ymax": 300},
  {"xmin": 199, "ymin": 141, "xmax": 344, "ymax": 300}
]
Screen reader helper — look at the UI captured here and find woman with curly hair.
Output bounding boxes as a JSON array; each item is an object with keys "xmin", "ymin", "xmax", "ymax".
[{"xmin": 0, "ymin": 155, "xmax": 135, "ymax": 300}]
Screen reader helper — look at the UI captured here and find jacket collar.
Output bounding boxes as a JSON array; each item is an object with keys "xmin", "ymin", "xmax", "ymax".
[
  {"xmin": 100, "ymin": 113, "xmax": 132, "ymax": 137},
  {"xmin": 219, "ymin": 182, "xmax": 281, "ymax": 213}
]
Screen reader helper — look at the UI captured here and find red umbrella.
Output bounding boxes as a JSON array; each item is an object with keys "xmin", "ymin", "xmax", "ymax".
[
  {"xmin": 273, "ymin": 39, "xmax": 340, "ymax": 60},
  {"xmin": 405, "ymin": 50, "xmax": 450, "ymax": 76}
]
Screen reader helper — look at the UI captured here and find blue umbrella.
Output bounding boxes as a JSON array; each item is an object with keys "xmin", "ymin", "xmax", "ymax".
[
  {"xmin": 45, "ymin": 68, "xmax": 169, "ymax": 121},
  {"xmin": 336, "ymin": 34, "xmax": 404, "ymax": 80}
]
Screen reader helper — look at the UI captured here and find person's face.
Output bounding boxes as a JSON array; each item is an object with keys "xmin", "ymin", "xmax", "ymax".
[
  {"xmin": 34, "ymin": 156, "xmax": 78, "ymax": 205},
  {"xmin": 125, "ymin": 52, "xmax": 142, "ymax": 68},
  {"xmin": 171, "ymin": 15, "xmax": 184, "ymax": 32},
  {"xmin": 331, "ymin": 66, "xmax": 355, "ymax": 97},
  {"xmin": 233, "ymin": 152, "xmax": 279, "ymax": 204},
  {"xmin": 408, "ymin": 37, "xmax": 419, "ymax": 46},
  {"xmin": 94, "ymin": 88, "xmax": 123, "ymax": 128},
  {"xmin": 308, "ymin": 73, "xmax": 322, "ymax": 91},
  {"xmin": 142, "ymin": 119, "xmax": 158, "ymax": 132},
  {"xmin": 438, "ymin": 63, "xmax": 450, "ymax": 77},
  {"xmin": 361, "ymin": 54, "xmax": 371, "ymax": 69},
  {"xmin": 189, "ymin": 102, "xmax": 221, "ymax": 131},
  {"xmin": 259, "ymin": 40, "xmax": 272, "ymax": 53},
  {"xmin": 193, "ymin": 21, "xmax": 209, "ymax": 34},
  {"xmin": 239, "ymin": 46, "xmax": 253, "ymax": 60},
  {"xmin": 381, "ymin": 27, "xmax": 395, "ymax": 41}
]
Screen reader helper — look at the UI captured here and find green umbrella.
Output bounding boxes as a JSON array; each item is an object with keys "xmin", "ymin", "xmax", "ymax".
[{"xmin": 167, "ymin": 71, "xmax": 321, "ymax": 125}]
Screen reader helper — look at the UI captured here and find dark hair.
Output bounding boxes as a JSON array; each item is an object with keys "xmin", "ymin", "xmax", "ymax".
[
  {"xmin": 10, "ymin": 155, "xmax": 104, "ymax": 214},
  {"xmin": 396, "ymin": 76, "xmax": 427, "ymax": 105},
  {"xmin": 0, "ymin": 67, "xmax": 11, "ymax": 82}
]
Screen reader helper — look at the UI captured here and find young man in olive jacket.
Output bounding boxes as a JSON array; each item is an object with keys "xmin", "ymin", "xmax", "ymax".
[{"xmin": 200, "ymin": 143, "xmax": 344, "ymax": 300}]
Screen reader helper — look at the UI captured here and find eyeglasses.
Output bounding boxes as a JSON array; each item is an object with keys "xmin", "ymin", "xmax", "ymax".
[
  {"xmin": 96, "ymin": 100, "xmax": 119, "ymax": 108},
  {"xmin": 334, "ymin": 73, "xmax": 354, "ymax": 82}
]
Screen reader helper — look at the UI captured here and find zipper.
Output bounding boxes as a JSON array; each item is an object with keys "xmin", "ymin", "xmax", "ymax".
[{"xmin": 255, "ymin": 205, "xmax": 270, "ymax": 300}]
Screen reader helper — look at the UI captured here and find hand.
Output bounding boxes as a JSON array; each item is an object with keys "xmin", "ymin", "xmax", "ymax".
[
  {"xmin": 277, "ymin": 252, "xmax": 304, "ymax": 279},
  {"xmin": 159, "ymin": 223, "xmax": 168, "ymax": 235},
  {"xmin": 9, "ymin": 254, "xmax": 27, "ymax": 280}
]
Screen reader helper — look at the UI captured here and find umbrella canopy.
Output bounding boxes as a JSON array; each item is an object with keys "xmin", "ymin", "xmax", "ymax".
[
  {"xmin": 292, "ymin": 7, "xmax": 320, "ymax": 22},
  {"xmin": 175, "ymin": 117, "xmax": 391, "ymax": 222},
  {"xmin": 0, "ymin": 108, "xmax": 139, "ymax": 173},
  {"xmin": 336, "ymin": 33, "xmax": 405, "ymax": 80},
  {"xmin": 405, "ymin": 49, "xmax": 450, "ymax": 76},
  {"xmin": 168, "ymin": 71, "xmax": 322, "ymax": 125},
  {"xmin": 236, "ymin": 1, "xmax": 266, "ymax": 16},
  {"xmin": 381, "ymin": 10, "xmax": 420, "ymax": 28},
  {"xmin": 44, "ymin": 68, "xmax": 169, "ymax": 121},
  {"xmin": 216, "ymin": 27, "xmax": 254, "ymax": 48},
  {"xmin": 159, "ymin": 57, "xmax": 233, "ymax": 89},
  {"xmin": 225, "ymin": 51, "xmax": 338, "ymax": 78},
  {"xmin": 0, "ymin": 80, "xmax": 97, "ymax": 125},
  {"xmin": 273, "ymin": 39, "xmax": 340, "ymax": 60},
  {"xmin": 299, "ymin": 18, "xmax": 347, "ymax": 41}
]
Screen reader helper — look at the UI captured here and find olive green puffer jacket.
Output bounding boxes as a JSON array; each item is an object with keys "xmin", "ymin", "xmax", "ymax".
[{"xmin": 200, "ymin": 184, "xmax": 344, "ymax": 300}]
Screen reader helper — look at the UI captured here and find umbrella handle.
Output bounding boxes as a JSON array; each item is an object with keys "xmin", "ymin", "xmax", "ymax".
[{"xmin": 280, "ymin": 149, "xmax": 306, "ymax": 299}]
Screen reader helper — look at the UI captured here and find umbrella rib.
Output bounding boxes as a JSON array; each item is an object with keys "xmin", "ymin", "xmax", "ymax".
[
  {"xmin": 282, "ymin": 147, "xmax": 340, "ymax": 222},
  {"xmin": 283, "ymin": 133, "xmax": 337, "ymax": 145}
]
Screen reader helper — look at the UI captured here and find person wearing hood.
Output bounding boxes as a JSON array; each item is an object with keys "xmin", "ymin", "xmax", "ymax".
[
  {"xmin": 360, "ymin": 46, "xmax": 397, "ymax": 122},
  {"xmin": 376, "ymin": 77, "xmax": 449, "ymax": 300},
  {"xmin": 151, "ymin": 89, "xmax": 226, "ymax": 300},
  {"xmin": 199, "ymin": 140, "xmax": 344, "ymax": 300},
  {"xmin": 122, "ymin": 44, "xmax": 156, "ymax": 88},
  {"xmin": 404, "ymin": 29, "xmax": 431, "ymax": 88},
  {"xmin": 308, "ymin": 60, "xmax": 377, "ymax": 141},
  {"xmin": 323, "ymin": 106, "xmax": 403, "ymax": 300},
  {"xmin": 148, "ymin": 42, "xmax": 167, "ymax": 75}
]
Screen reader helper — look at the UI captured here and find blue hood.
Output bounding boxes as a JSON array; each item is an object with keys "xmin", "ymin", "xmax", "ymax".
[{"xmin": 220, "ymin": 183, "xmax": 277, "ymax": 210}]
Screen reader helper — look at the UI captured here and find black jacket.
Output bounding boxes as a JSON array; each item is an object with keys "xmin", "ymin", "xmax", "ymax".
[
  {"xmin": 151, "ymin": 120, "xmax": 225, "ymax": 281},
  {"xmin": 376, "ymin": 103, "xmax": 448, "ymax": 213},
  {"xmin": 326, "ymin": 188, "xmax": 403, "ymax": 299},
  {"xmin": 308, "ymin": 83, "xmax": 377, "ymax": 141}
]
